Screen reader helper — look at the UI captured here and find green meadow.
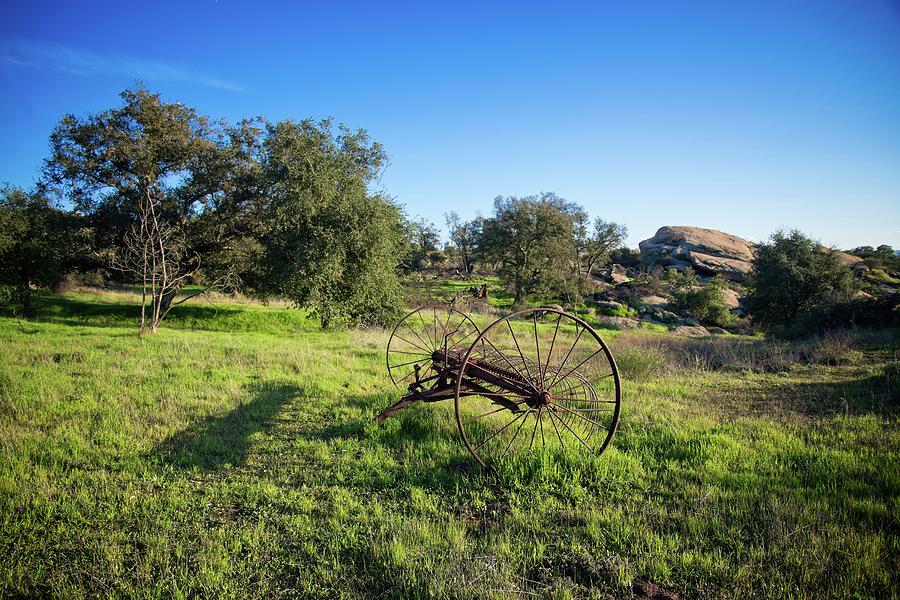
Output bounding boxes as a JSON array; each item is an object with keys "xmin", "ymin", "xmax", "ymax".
[{"xmin": 1, "ymin": 289, "xmax": 897, "ymax": 598}]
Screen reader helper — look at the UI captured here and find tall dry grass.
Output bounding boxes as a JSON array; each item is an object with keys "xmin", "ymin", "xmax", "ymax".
[{"xmin": 610, "ymin": 328, "xmax": 896, "ymax": 379}]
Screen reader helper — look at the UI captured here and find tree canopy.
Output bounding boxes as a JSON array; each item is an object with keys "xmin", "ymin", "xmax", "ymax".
[
  {"xmin": 745, "ymin": 230, "xmax": 857, "ymax": 330},
  {"xmin": 0, "ymin": 186, "xmax": 80, "ymax": 312},
  {"xmin": 39, "ymin": 86, "xmax": 405, "ymax": 329},
  {"xmin": 253, "ymin": 119, "xmax": 404, "ymax": 327},
  {"xmin": 478, "ymin": 193, "xmax": 582, "ymax": 304}
]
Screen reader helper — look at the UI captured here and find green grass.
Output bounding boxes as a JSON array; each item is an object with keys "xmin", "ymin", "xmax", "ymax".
[
  {"xmin": 404, "ymin": 276, "xmax": 517, "ymax": 309},
  {"xmin": 1, "ymin": 291, "xmax": 898, "ymax": 598}
]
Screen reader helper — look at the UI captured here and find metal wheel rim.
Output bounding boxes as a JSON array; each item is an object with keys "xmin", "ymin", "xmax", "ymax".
[
  {"xmin": 453, "ymin": 307, "xmax": 622, "ymax": 468},
  {"xmin": 386, "ymin": 306, "xmax": 481, "ymax": 389}
]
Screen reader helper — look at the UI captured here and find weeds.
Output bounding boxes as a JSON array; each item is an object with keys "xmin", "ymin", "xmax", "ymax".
[{"xmin": 612, "ymin": 328, "xmax": 895, "ymax": 376}]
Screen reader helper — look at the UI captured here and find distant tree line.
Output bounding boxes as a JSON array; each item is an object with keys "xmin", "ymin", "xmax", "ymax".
[
  {"xmin": 0, "ymin": 87, "xmax": 630, "ymax": 330},
  {"xmin": 1, "ymin": 86, "xmax": 895, "ymax": 336},
  {"xmin": 411, "ymin": 194, "xmax": 628, "ymax": 305}
]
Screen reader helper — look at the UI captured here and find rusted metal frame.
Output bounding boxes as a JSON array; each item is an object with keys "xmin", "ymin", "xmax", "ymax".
[
  {"xmin": 376, "ymin": 353, "xmax": 536, "ymax": 424},
  {"xmin": 432, "ymin": 350, "xmax": 536, "ymax": 399}
]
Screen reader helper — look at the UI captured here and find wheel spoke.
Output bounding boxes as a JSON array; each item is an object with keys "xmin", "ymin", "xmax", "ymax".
[
  {"xmin": 551, "ymin": 402, "xmax": 609, "ymax": 432},
  {"xmin": 551, "ymin": 351, "xmax": 609, "ymax": 388},
  {"xmin": 506, "ymin": 320, "xmax": 536, "ymax": 385},
  {"xmin": 462, "ymin": 401, "xmax": 526, "ymax": 426},
  {"xmin": 389, "ymin": 357, "xmax": 429, "ymax": 369},
  {"xmin": 544, "ymin": 314, "xmax": 562, "ymax": 385},
  {"xmin": 432, "ymin": 307, "xmax": 440, "ymax": 350},
  {"xmin": 529, "ymin": 409, "xmax": 540, "ymax": 450},
  {"xmin": 415, "ymin": 310, "xmax": 433, "ymax": 349},
  {"xmin": 548, "ymin": 407, "xmax": 594, "ymax": 453},
  {"xmin": 403, "ymin": 321, "xmax": 433, "ymax": 353},
  {"xmin": 547, "ymin": 325, "xmax": 585, "ymax": 389},
  {"xmin": 452, "ymin": 326, "xmax": 478, "ymax": 349},
  {"xmin": 475, "ymin": 410, "xmax": 529, "ymax": 451},
  {"xmin": 533, "ymin": 314, "xmax": 542, "ymax": 383},
  {"xmin": 500, "ymin": 409, "xmax": 532, "ymax": 460},
  {"xmin": 469, "ymin": 390, "xmax": 531, "ymax": 400},
  {"xmin": 548, "ymin": 408, "xmax": 566, "ymax": 449},
  {"xmin": 539, "ymin": 409, "xmax": 545, "ymax": 446},
  {"xmin": 395, "ymin": 366, "xmax": 421, "ymax": 386},
  {"xmin": 481, "ymin": 336, "xmax": 538, "ymax": 393},
  {"xmin": 549, "ymin": 396, "xmax": 617, "ymax": 404},
  {"xmin": 393, "ymin": 332, "xmax": 431, "ymax": 354},
  {"xmin": 390, "ymin": 349, "xmax": 433, "ymax": 357}
]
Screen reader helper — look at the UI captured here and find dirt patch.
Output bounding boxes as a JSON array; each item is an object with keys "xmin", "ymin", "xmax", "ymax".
[
  {"xmin": 632, "ymin": 576, "xmax": 681, "ymax": 599},
  {"xmin": 453, "ymin": 497, "xmax": 509, "ymax": 535}
]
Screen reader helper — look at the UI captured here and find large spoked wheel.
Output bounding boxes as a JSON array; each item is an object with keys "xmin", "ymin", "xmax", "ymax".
[
  {"xmin": 386, "ymin": 306, "xmax": 480, "ymax": 389},
  {"xmin": 453, "ymin": 308, "xmax": 621, "ymax": 468}
]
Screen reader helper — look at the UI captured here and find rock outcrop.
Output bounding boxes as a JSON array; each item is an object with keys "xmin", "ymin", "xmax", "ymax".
[
  {"xmin": 826, "ymin": 248, "xmax": 864, "ymax": 268},
  {"xmin": 639, "ymin": 226, "xmax": 755, "ymax": 281}
]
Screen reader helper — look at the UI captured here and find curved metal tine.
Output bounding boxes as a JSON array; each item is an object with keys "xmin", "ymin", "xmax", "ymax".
[
  {"xmin": 450, "ymin": 325, "xmax": 478, "ymax": 351},
  {"xmin": 551, "ymin": 402, "xmax": 609, "ymax": 433},
  {"xmin": 390, "ymin": 349, "xmax": 433, "ymax": 357},
  {"xmin": 389, "ymin": 357, "xmax": 430, "ymax": 370},
  {"xmin": 549, "ymin": 396, "xmax": 617, "ymax": 404},
  {"xmin": 394, "ymin": 331, "xmax": 432, "ymax": 354},
  {"xmin": 432, "ymin": 307, "xmax": 441, "ymax": 351},
  {"xmin": 548, "ymin": 408, "xmax": 566, "ymax": 449},
  {"xmin": 548, "ymin": 406, "xmax": 595, "ymax": 453},
  {"xmin": 505, "ymin": 319, "xmax": 536, "ymax": 387},
  {"xmin": 462, "ymin": 399, "xmax": 528, "ymax": 426},
  {"xmin": 436, "ymin": 307, "xmax": 452, "ymax": 350},
  {"xmin": 547, "ymin": 324, "xmax": 586, "ymax": 389},
  {"xmin": 474, "ymin": 409, "xmax": 529, "ymax": 451},
  {"xmin": 480, "ymin": 335, "xmax": 539, "ymax": 394},
  {"xmin": 404, "ymin": 319, "xmax": 434, "ymax": 353},
  {"xmin": 543, "ymin": 314, "xmax": 562, "ymax": 386},
  {"xmin": 551, "ymin": 351, "xmax": 612, "ymax": 391},
  {"xmin": 499, "ymin": 409, "xmax": 532, "ymax": 461}
]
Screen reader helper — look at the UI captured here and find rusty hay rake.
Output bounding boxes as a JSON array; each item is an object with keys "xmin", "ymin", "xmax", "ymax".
[{"xmin": 376, "ymin": 307, "xmax": 622, "ymax": 468}]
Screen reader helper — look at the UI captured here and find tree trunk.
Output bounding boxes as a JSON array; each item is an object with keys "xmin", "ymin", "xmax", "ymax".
[{"xmin": 157, "ymin": 287, "xmax": 181, "ymax": 324}]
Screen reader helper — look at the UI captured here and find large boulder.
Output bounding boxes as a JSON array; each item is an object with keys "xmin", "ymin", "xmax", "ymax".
[
  {"xmin": 671, "ymin": 324, "xmax": 711, "ymax": 337},
  {"xmin": 639, "ymin": 226, "xmax": 755, "ymax": 281},
  {"xmin": 825, "ymin": 248, "xmax": 864, "ymax": 268}
]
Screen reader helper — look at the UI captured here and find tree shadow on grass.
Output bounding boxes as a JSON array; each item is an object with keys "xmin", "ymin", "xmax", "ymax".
[
  {"xmin": 712, "ymin": 368, "xmax": 899, "ymax": 420},
  {"xmin": 154, "ymin": 381, "xmax": 302, "ymax": 471}
]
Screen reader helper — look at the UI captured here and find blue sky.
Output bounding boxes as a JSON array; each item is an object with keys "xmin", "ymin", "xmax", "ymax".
[{"xmin": 1, "ymin": 0, "xmax": 899, "ymax": 248}]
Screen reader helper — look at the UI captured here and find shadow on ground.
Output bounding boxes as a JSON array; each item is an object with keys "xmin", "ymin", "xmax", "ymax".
[
  {"xmin": 711, "ymin": 367, "xmax": 899, "ymax": 420},
  {"xmin": 154, "ymin": 381, "xmax": 302, "ymax": 471}
]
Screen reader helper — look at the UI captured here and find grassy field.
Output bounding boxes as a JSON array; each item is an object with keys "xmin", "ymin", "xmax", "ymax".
[{"xmin": 1, "ymin": 289, "xmax": 898, "ymax": 598}]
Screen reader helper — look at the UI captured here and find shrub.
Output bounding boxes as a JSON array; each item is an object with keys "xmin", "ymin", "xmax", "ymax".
[
  {"xmin": 780, "ymin": 296, "xmax": 899, "ymax": 338},
  {"xmin": 590, "ymin": 301, "xmax": 637, "ymax": 318},
  {"xmin": 668, "ymin": 270, "xmax": 736, "ymax": 327},
  {"xmin": 745, "ymin": 230, "xmax": 856, "ymax": 333}
]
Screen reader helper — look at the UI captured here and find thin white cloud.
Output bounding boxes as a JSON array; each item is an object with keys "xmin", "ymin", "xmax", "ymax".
[{"xmin": 0, "ymin": 37, "xmax": 246, "ymax": 92}]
